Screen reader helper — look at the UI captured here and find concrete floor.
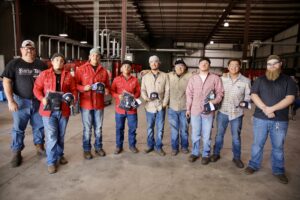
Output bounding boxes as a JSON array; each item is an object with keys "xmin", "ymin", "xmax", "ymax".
[{"xmin": 0, "ymin": 101, "xmax": 300, "ymax": 200}]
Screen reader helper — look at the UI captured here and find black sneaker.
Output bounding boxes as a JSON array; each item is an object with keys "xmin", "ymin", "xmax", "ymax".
[
  {"xmin": 273, "ymin": 174, "xmax": 289, "ymax": 184},
  {"xmin": 210, "ymin": 154, "xmax": 220, "ymax": 162},
  {"xmin": 232, "ymin": 159, "xmax": 244, "ymax": 168},
  {"xmin": 189, "ymin": 154, "xmax": 199, "ymax": 163},
  {"xmin": 244, "ymin": 166, "xmax": 256, "ymax": 175},
  {"xmin": 201, "ymin": 157, "xmax": 210, "ymax": 165}
]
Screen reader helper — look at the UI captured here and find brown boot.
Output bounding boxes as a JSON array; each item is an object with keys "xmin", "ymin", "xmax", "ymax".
[
  {"xmin": 11, "ymin": 151, "xmax": 22, "ymax": 168},
  {"xmin": 83, "ymin": 151, "xmax": 93, "ymax": 160},
  {"xmin": 95, "ymin": 149, "xmax": 106, "ymax": 157},
  {"xmin": 59, "ymin": 156, "xmax": 68, "ymax": 165},
  {"xmin": 35, "ymin": 144, "xmax": 46, "ymax": 156},
  {"xmin": 47, "ymin": 165, "xmax": 57, "ymax": 174}
]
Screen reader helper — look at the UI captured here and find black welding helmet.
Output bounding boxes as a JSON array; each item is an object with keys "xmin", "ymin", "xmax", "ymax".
[{"xmin": 91, "ymin": 82, "xmax": 105, "ymax": 94}]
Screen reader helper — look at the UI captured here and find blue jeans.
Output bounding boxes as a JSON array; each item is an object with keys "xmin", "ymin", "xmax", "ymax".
[
  {"xmin": 248, "ymin": 117, "xmax": 288, "ymax": 175},
  {"xmin": 42, "ymin": 111, "xmax": 69, "ymax": 166},
  {"xmin": 213, "ymin": 112, "xmax": 243, "ymax": 159},
  {"xmin": 168, "ymin": 108, "xmax": 189, "ymax": 151},
  {"xmin": 191, "ymin": 114, "xmax": 214, "ymax": 157},
  {"xmin": 115, "ymin": 112, "xmax": 138, "ymax": 148},
  {"xmin": 11, "ymin": 95, "xmax": 44, "ymax": 152},
  {"xmin": 146, "ymin": 109, "xmax": 166, "ymax": 150},
  {"xmin": 80, "ymin": 108, "xmax": 104, "ymax": 152}
]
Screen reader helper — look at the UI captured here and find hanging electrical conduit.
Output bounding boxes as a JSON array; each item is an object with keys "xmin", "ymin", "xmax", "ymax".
[{"xmin": 38, "ymin": 34, "xmax": 92, "ymax": 60}]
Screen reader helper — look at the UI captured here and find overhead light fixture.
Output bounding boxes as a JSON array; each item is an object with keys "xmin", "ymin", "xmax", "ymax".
[
  {"xmin": 210, "ymin": 41, "xmax": 214, "ymax": 44},
  {"xmin": 59, "ymin": 33, "xmax": 68, "ymax": 37},
  {"xmin": 80, "ymin": 41, "xmax": 87, "ymax": 44},
  {"xmin": 224, "ymin": 22, "xmax": 229, "ymax": 27}
]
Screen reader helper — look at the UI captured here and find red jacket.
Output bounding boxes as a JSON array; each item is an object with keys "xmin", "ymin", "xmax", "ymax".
[
  {"xmin": 111, "ymin": 74, "xmax": 141, "ymax": 114},
  {"xmin": 76, "ymin": 62, "xmax": 110, "ymax": 110},
  {"xmin": 33, "ymin": 68, "xmax": 77, "ymax": 117}
]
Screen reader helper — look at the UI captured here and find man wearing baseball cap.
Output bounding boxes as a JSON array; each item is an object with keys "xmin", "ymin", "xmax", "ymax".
[
  {"xmin": 244, "ymin": 55, "xmax": 297, "ymax": 184},
  {"xmin": 167, "ymin": 59, "xmax": 192, "ymax": 156},
  {"xmin": 111, "ymin": 60, "xmax": 141, "ymax": 154},
  {"xmin": 141, "ymin": 55, "xmax": 170, "ymax": 156},
  {"xmin": 2, "ymin": 39, "xmax": 48, "ymax": 167},
  {"xmin": 75, "ymin": 48, "xmax": 110, "ymax": 159}
]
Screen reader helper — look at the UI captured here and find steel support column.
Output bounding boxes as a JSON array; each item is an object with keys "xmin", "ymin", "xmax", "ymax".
[
  {"xmin": 93, "ymin": 0, "xmax": 99, "ymax": 48},
  {"xmin": 293, "ymin": 22, "xmax": 300, "ymax": 69},
  {"xmin": 121, "ymin": 0, "xmax": 127, "ymax": 62},
  {"xmin": 243, "ymin": 0, "xmax": 251, "ymax": 59}
]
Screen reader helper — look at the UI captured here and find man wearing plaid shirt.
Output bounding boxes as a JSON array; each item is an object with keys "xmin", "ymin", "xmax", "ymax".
[{"xmin": 210, "ymin": 59, "xmax": 251, "ymax": 168}]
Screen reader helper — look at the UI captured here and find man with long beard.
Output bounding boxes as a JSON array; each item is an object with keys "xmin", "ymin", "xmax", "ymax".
[{"xmin": 244, "ymin": 55, "xmax": 297, "ymax": 184}]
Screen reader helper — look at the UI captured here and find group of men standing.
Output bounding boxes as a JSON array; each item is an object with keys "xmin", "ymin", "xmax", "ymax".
[{"xmin": 2, "ymin": 40, "xmax": 297, "ymax": 184}]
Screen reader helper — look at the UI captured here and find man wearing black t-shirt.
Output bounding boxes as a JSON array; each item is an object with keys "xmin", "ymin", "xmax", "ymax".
[
  {"xmin": 244, "ymin": 55, "xmax": 297, "ymax": 184},
  {"xmin": 2, "ymin": 40, "xmax": 48, "ymax": 167}
]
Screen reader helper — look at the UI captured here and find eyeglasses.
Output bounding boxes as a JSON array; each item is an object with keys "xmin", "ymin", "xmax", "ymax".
[
  {"xmin": 267, "ymin": 61, "xmax": 280, "ymax": 67},
  {"xmin": 22, "ymin": 47, "xmax": 35, "ymax": 51}
]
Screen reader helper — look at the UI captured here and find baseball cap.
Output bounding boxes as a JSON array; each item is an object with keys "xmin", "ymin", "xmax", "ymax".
[
  {"xmin": 89, "ymin": 48, "xmax": 101, "ymax": 55},
  {"xmin": 149, "ymin": 55, "xmax": 160, "ymax": 63},
  {"xmin": 51, "ymin": 53, "xmax": 65, "ymax": 62},
  {"xmin": 21, "ymin": 40, "xmax": 35, "ymax": 48},
  {"xmin": 174, "ymin": 59, "xmax": 186, "ymax": 66},
  {"xmin": 267, "ymin": 55, "xmax": 281, "ymax": 62}
]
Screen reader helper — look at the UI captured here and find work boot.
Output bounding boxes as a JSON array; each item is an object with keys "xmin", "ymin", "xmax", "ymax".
[
  {"xmin": 273, "ymin": 174, "xmax": 289, "ymax": 184},
  {"xmin": 11, "ymin": 151, "xmax": 22, "ymax": 168},
  {"xmin": 35, "ymin": 144, "xmax": 46, "ymax": 156},
  {"xmin": 114, "ymin": 147, "xmax": 123, "ymax": 155},
  {"xmin": 47, "ymin": 165, "xmax": 57, "ymax": 174},
  {"xmin": 189, "ymin": 154, "xmax": 199, "ymax": 163},
  {"xmin": 171, "ymin": 149, "xmax": 179, "ymax": 156},
  {"xmin": 244, "ymin": 166, "xmax": 256, "ymax": 175},
  {"xmin": 95, "ymin": 149, "xmax": 106, "ymax": 157},
  {"xmin": 232, "ymin": 159, "xmax": 244, "ymax": 168},
  {"xmin": 181, "ymin": 148, "xmax": 189, "ymax": 154},
  {"xmin": 59, "ymin": 156, "xmax": 68, "ymax": 165},
  {"xmin": 210, "ymin": 154, "xmax": 220, "ymax": 162},
  {"xmin": 129, "ymin": 146, "xmax": 139, "ymax": 153},
  {"xmin": 144, "ymin": 148, "xmax": 154, "ymax": 154},
  {"xmin": 201, "ymin": 157, "xmax": 210, "ymax": 165},
  {"xmin": 156, "ymin": 148, "xmax": 166, "ymax": 156},
  {"xmin": 83, "ymin": 151, "xmax": 93, "ymax": 160}
]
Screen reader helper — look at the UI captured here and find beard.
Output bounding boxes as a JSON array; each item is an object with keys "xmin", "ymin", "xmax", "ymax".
[{"xmin": 266, "ymin": 68, "xmax": 281, "ymax": 81}]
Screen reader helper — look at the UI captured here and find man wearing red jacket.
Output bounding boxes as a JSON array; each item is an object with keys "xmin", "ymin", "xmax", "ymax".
[
  {"xmin": 33, "ymin": 53, "xmax": 77, "ymax": 174},
  {"xmin": 76, "ymin": 48, "xmax": 110, "ymax": 159},
  {"xmin": 111, "ymin": 60, "xmax": 141, "ymax": 154}
]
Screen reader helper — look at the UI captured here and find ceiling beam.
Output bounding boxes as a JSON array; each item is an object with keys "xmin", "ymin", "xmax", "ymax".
[
  {"xmin": 133, "ymin": 0, "xmax": 151, "ymax": 36},
  {"xmin": 204, "ymin": 0, "xmax": 237, "ymax": 46}
]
